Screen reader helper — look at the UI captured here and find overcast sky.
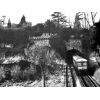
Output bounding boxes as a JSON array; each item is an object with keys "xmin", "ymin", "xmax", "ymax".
[{"xmin": 0, "ymin": 0, "xmax": 100, "ymax": 25}]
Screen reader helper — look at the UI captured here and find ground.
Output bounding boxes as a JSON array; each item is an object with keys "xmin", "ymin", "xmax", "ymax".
[{"xmin": 0, "ymin": 74, "xmax": 65, "ymax": 87}]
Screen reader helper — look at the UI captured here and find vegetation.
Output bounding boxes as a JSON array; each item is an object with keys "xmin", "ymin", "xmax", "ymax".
[
  {"xmin": 0, "ymin": 12, "xmax": 92, "ymax": 52},
  {"xmin": 26, "ymin": 45, "xmax": 64, "ymax": 86},
  {"xmin": 0, "ymin": 12, "xmax": 99, "ymax": 86},
  {"xmin": 91, "ymin": 21, "xmax": 100, "ymax": 51}
]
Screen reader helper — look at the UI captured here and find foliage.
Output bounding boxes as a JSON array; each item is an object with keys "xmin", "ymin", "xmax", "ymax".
[
  {"xmin": 22, "ymin": 64, "xmax": 36, "ymax": 81},
  {"xmin": 26, "ymin": 45, "xmax": 65, "ymax": 86},
  {"xmin": 11, "ymin": 65, "xmax": 22, "ymax": 81},
  {"xmin": 51, "ymin": 12, "xmax": 67, "ymax": 33},
  {"xmin": 0, "ymin": 28, "xmax": 29, "ymax": 47},
  {"xmin": 27, "ymin": 46, "xmax": 55, "ymax": 64},
  {"xmin": 26, "ymin": 45, "xmax": 63, "ymax": 75},
  {"xmin": 0, "ymin": 67, "xmax": 6, "ymax": 81},
  {"xmin": 32, "ymin": 23, "xmax": 44, "ymax": 36},
  {"xmin": 0, "ymin": 62, "xmax": 37, "ymax": 82},
  {"xmin": 44, "ymin": 20, "xmax": 56, "ymax": 34},
  {"xmin": 51, "ymin": 12, "xmax": 67, "ymax": 26},
  {"xmin": 91, "ymin": 21, "xmax": 100, "ymax": 51},
  {"xmin": 49, "ymin": 34, "xmax": 66, "ymax": 59}
]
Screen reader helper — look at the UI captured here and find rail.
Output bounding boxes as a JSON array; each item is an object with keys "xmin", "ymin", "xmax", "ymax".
[{"xmin": 79, "ymin": 75, "xmax": 99, "ymax": 87}]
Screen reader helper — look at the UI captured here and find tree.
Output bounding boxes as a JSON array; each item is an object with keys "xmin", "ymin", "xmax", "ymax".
[
  {"xmin": 51, "ymin": 12, "xmax": 67, "ymax": 32},
  {"xmin": 20, "ymin": 15, "xmax": 26, "ymax": 24},
  {"xmin": 74, "ymin": 12, "xmax": 83, "ymax": 29},
  {"xmin": 32, "ymin": 23, "xmax": 44, "ymax": 36},
  {"xmin": 26, "ymin": 46, "xmax": 60, "ymax": 87},
  {"xmin": 7, "ymin": 19, "xmax": 11, "ymax": 28},
  {"xmin": 17, "ymin": 15, "xmax": 27, "ymax": 27},
  {"xmin": 44, "ymin": 20, "xmax": 56, "ymax": 34},
  {"xmin": 49, "ymin": 34, "xmax": 66, "ymax": 59},
  {"xmin": 91, "ymin": 21, "xmax": 100, "ymax": 51},
  {"xmin": 91, "ymin": 12, "xmax": 97, "ymax": 26},
  {"xmin": 49, "ymin": 34, "xmax": 70, "ymax": 87},
  {"xmin": 59, "ymin": 27, "xmax": 76, "ymax": 41},
  {"xmin": 83, "ymin": 13, "xmax": 91, "ymax": 29}
]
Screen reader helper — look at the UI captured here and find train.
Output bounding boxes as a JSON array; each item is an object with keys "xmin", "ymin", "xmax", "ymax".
[
  {"xmin": 73, "ymin": 55, "xmax": 89, "ymax": 76},
  {"xmin": 73, "ymin": 55, "xmax": 99, "ymax": 76}
]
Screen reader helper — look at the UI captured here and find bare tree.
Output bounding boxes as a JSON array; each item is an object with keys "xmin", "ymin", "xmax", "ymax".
[
  {"xmin": 74, "ymin": 12, "xmax": 92, "ymax": 29},
  {"xmin": 83, "ymin": 13, "xmax": 91, "ymax": 28},
  {"xmin": 91, "ymin": 12, "xmax": 97, "ymax": 25},
  {"xmin": 74, "ymin": 12, "xmax": 83, "ymax": 29}
]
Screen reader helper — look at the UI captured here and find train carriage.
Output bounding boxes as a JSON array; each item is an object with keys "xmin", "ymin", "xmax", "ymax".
[{"xmin": 73, "ymin": 55, "xmax": 87, "ymax": 70}]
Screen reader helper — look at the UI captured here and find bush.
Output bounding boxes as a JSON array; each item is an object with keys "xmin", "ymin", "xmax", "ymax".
[
  {"xmin": 0, "ymin": 66, "xmax": 6, "ymax": 82},
  {"xmin": 22, "ymin": 64, "xmax": 36, "ymax": 81},
  {"xmin": 11, "ymin": 65, "xmax": 22, "ymax": 82},
  {"xmin": 34, "ymin": 65, "xmax": 42, "ymax": 80}
]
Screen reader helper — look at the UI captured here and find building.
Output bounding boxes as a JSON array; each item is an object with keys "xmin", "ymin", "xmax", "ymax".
[{"xmin": 29, "ymin": 33, "xmax": 54, "ymax": 47}]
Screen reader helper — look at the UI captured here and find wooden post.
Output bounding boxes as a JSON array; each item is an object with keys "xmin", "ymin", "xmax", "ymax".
[
  {"xmin": 65, "ymin": 65, "xmax": 68, "ymax": 87},
  {"xmin": 43, "ymin": 70, "xmax": 46, "ymax": 87}
]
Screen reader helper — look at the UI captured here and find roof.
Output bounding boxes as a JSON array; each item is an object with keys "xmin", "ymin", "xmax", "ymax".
[
  {"xmin": 1, "ymin": 56, "xmax": 25, "ymax": 64},
  {"xmin": 54, "ymin": 59, "xmax": 67, "ymax": 66},
  {"xmin": 30, "ymin": 33, "xmax": 54, "ymax": 40},
  {"xmin": 73, "ymin": 55, "xmax": 87, "ymax": 62}
]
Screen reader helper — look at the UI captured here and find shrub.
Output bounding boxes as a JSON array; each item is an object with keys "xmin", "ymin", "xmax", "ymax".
[
  {"xmin": 0, "ymin": 66, "xmax": 6, "ymax": 82},
  {"xmin": 11, "ymin": 65, "xmax": 22, "ymax": 81},
  {"xmin": 22, "ymin": 65, "xmax": 36, "ymax": 81},
  {"xmin": 34, "ymin": 65, "xmax": 42, "ymax": 80},
  {"xmin": 19, "ymin": 60, "xmax": 31, "ymax": 71}
]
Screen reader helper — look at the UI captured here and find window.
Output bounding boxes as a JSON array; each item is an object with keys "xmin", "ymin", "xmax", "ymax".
[
  {"xmin": 77, "ymin": 63, "xmax": 81, "ymax": 67},
  {"xmin": 83, "ymin": 63, "xmax": 87, "ymax": 66}
]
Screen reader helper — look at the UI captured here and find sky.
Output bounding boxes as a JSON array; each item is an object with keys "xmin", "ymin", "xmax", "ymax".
[{"xmin": 0, "ymin": 0, "xmax": 100, "ymax": 25}]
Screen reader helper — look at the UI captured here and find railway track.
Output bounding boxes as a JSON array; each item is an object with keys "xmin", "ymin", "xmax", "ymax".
[
  {"xmin": 79, "ymin": 75, "xmax": 99, "ymax": 87},
  {"xmin": 87, "ymin": 76, "xmax": 100, "ymax": 87}
]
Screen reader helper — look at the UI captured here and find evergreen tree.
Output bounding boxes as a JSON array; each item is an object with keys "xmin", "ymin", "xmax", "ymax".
[
  {"xmin": 20, "ymin": 15, "xmax": 26, "ymax": 24},
  {"xmin": 51, "ymin": 12, "xmax": 67, "ymax": 33},
  {"xmin": 7, "ymin": 18, "xmax": 11, "ymax": 28},
  {"xmin": 44, "ymin": 20, "xmax": 56, "ymax": 34}
]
